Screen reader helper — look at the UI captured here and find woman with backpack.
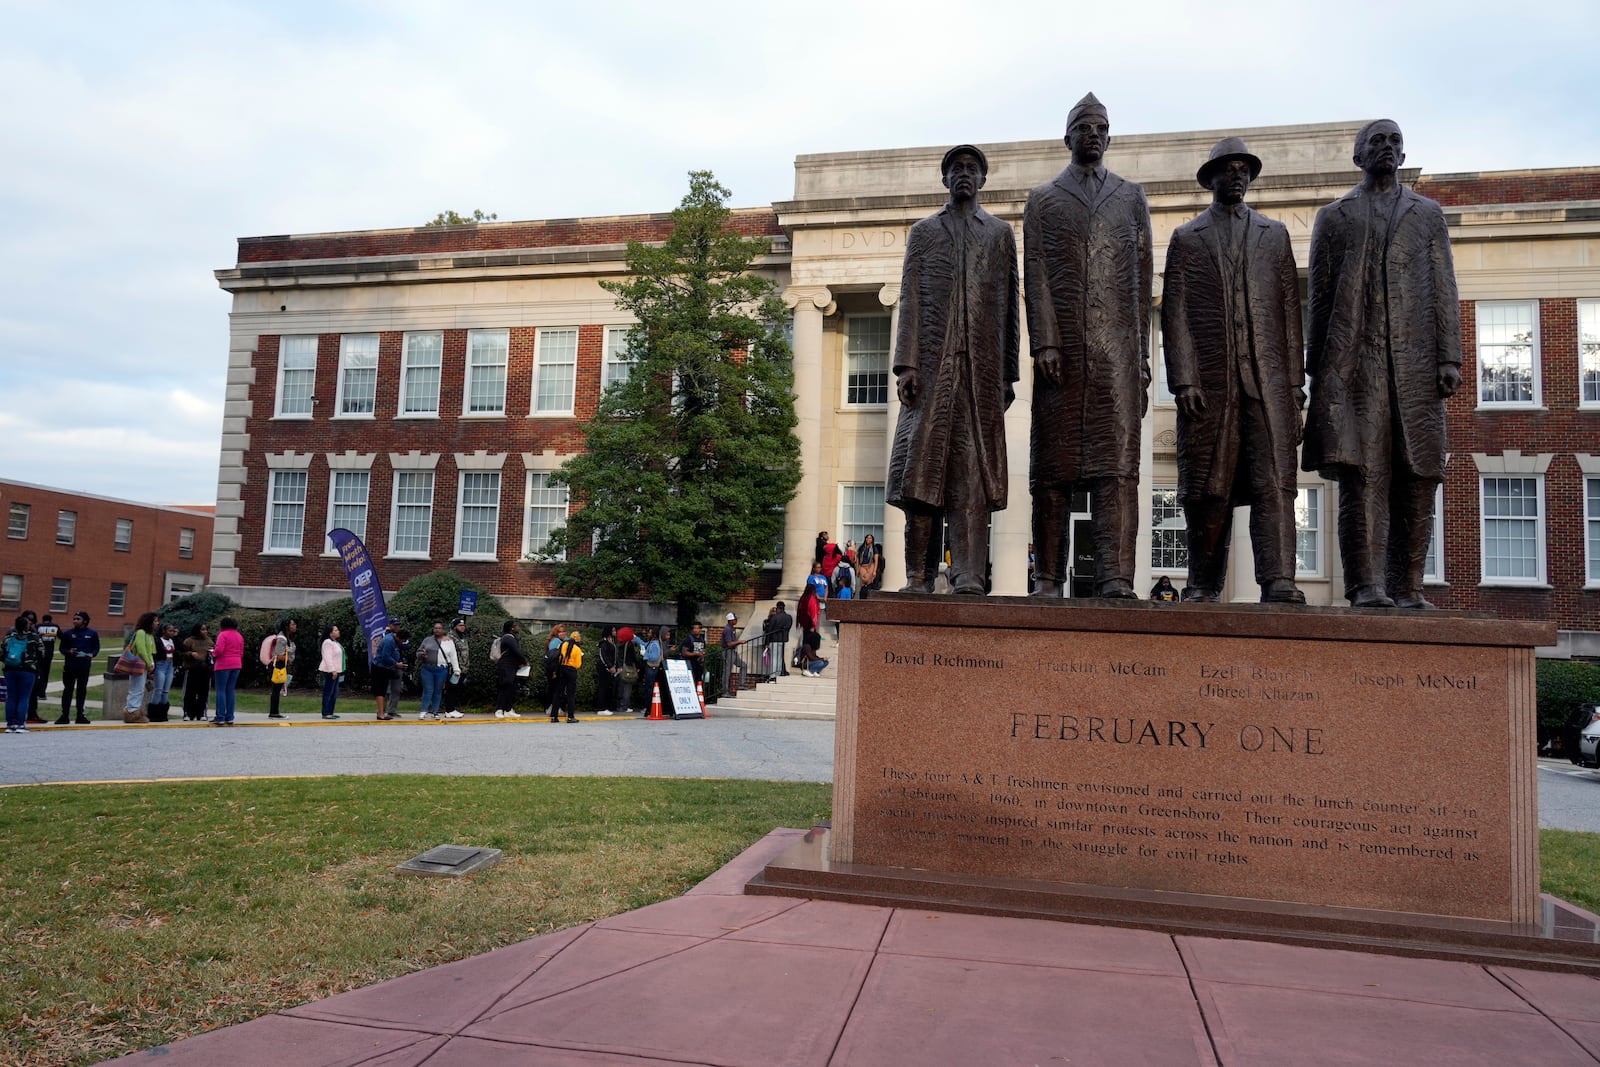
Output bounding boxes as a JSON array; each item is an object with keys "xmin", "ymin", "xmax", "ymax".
[
  {"xmin": 262, "ymin": 618, "xmax": 297, "ymax": 719},
  {"xmin": 211, "ymin": 617, "xmax": 244, "ymax": 726},
  {"xmin": 542, "ymin": 623, "xmax": 567, "ymax": 718},
  {"xmin": 3, "ymin": 614, "xmax": 44, "ymax": 734},
  {"xmin": 494, "ymin": 619, "xmax": 527, "ymax": 719},
  {"xmin": 121, "ymin": 612, "xmax": 159, "ymax": 723}
]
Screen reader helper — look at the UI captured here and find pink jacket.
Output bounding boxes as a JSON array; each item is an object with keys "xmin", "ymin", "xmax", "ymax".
[{"xmin": 212, "ymin": 628, "xmax": 245, "ymax": 671}]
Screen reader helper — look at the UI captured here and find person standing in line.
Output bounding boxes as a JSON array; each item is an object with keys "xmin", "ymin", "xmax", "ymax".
[
  {"xmin": 3, "ymin": 614, "xmax": 43, "ymax": 734},
  {"xmin": 543, "ymin": 623, "xmax": 568, "ymax": 718},
  {"xmin": 121, "ymin": 611, "xmax": 158, "ymax": 723},
  {"xmin": 371, "ymin": 624, "xmax": 400, "ymax": 720},
  {"xmin": 211, "ymin": 617, "xmax": 244, "ymax": 727},
  {"xmin": 855, "ymin": 535, "xmax": 881, "ymax": 600},
  {"xmin": 264, "ymin": 618, "xmax": 298, "ymax": 719},
  {"xmin": 616, "ymin": 627, "xmax": 640, "ymax": 714},
  {"xmin": 494, "ymin": 619, "xmax": 526, "ymax": 719},
  {"xmin": 55, "ymin": 611, "xmax": 99, "ymax": 725},
  {"xmin": 442, "ymin": 618, "xmax": 470, "ymax": 718},
  {"xmin": 795, "ymin": 584, "xmax": 821, "ymax": 670},
  {"xmin": 636, "ymin": 627, "xmax": 664, "ymax": 715},
  {"xmin": 147, "ymin": 622, "xmax": 179, "ymax": 722},
  {"xmin": 596, "ymin": 625, "xmax": 619, "ymax": 716},
  {"xmin": 180, "ymin": 622, "xmax": 214, "ymax": 721},
  {"xmin": 26, "ymin": 613, "xmax": 58, "ymax": 723},
  {"xmin": 316, "ymin": 624, "xmax": 344, "ymax": 720},
  {"xmin": 386, "ymin": 628, "xmax": 412, "ymax": 719},
  {"xmin": 682, "ymin": 621, "xmax": 709, "ymax": 687},
  {"xmin": 416, "ymin": 621, "xmax": 461, "ymax": 720},
  {"xmin": 555, "ymin": 630, "xmax": 583, "ymax": 723},
  {"xmin": 763, "ymin": 601, "xmax": 794, "ymax": 677}
]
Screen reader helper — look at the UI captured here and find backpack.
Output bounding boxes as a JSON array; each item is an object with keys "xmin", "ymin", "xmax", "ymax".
[
  {"xmin": 259, "ymin": 634, "xmax": 277, "ymax": 666},
  {"xmin": 3, "ymin": 633, "xmax": 26, "ymax": 669},
  {"xmin": 489, "ymin": 635, "xmax": 503, "ymax": 663}
]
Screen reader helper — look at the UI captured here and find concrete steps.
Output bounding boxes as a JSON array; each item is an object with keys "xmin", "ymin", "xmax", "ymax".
[{"xmin": 710, "ymin": 672, "xmax": 837, "ymax": 720}]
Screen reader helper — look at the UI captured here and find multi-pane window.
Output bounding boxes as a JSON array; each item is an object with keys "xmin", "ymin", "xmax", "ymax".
[
  {"xmin": 56, "ymin": 510, "xmax": 76, "ymax": 545},
  {"xmin": 400, "ymin": 332, "xmax": 443, "ymax": 415},
  {"xmin": 265, "ymin": 470, "xmax": 309, "ymax": 553},
  {"xmin": 1150, "ymin": 487, "xmax": 1186, "ymax": 571},
  {"xmin": 465, "ymin": 329, "xmax": 508, "ymax": 414},
  {"xmin": 840, "ymin": 484, "xmax": 886, "ymax": 547},
  {"xmin": 523, "ymin": 473, "xmax": 569, "ymax": 560},
  {"xmin": 325, "ymin": 471, "xmax": 370, "ymax": 552},
  {"xmin": 114, "ymin": 518, "xmax": 133, "ymax": 552},
  {"xmin": 1153, "ymin": 317, "xmax": 1174, "ymax": 406},
  {"xmin": 50, "ymin": 578, "xmax": 70, "ymax": 613},
  {"xmin": 336, "ymin": 334, "xmax": 380, "ymax": 416},
  {"xmin": 455, "ymin": 472, "xmax": 501, "ymax": 558},
  {"xmin": 602, "ymin": 326, "xmax": 635, "ymax": 393},
  {"xmin": 179, "ymin": 527, "xmax": 195, "ymax": 559},
  {"xmin": 276, "ymin": 335, "xmax": 318, "ymax": 417},
  {"xmin": 533, "ymin": 328, "xmax": 579, "ymax": 414},
  {"xmin": 1295, "ymin": 486, "xmax": 1322, "ymax": 576},
  {"xmin": 0, "ymin": 574, "xmax": 20, "ymax": 611},
  {"xmin": 108, "ymin": 583, "xmax": 126, "ymax": 616},
  {"xmin": 390, "ymin": 471, "xmax": 434, "ymax": 557},
  {"xmin": 1476, "ymin": 302, "xmax": 1539, "ymax": 406},
  {"xmin": 7, "ymin": 503, "xmax": 28, "ymax": 539},
  {"xmin": 1586, "ymin": 477, "xmax": 1600, "ymax": 585},
  {"xmin": 1481, "ymin": 476, "xmax": 1544, "ymax": 583},
  {"xmin": 1423, "ymin": 484, "xmax": 1445, "ymax": 584},
  {"xmin": 1582, "ymin": 301, "xmax": 1600, "ymax": 408},
  {"xmin": 845, "ymin": 315, "xmax": 891, "ymax": 406}
]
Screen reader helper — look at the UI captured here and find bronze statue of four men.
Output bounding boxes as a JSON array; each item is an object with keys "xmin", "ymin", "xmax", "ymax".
[{"xmin": 886, "ymin": 97, "xmax": 1461, "ymax": 608}]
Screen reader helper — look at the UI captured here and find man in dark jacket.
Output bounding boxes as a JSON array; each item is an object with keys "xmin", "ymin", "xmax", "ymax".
[
  {"xmin": 55, "ymin": 611, "xmax": 99, "ymax": 725},
  {"xmin": 1025, "ymin": 93, "xmax": 1153, "ymax": 599},
  {"xmin": 763, "ymin": 602, "xmax": 794, "ymax": 677},
  {"xmin": 886, "ymin": 144, "xmax": 1019, "ymax": 595},
  {"xmin": 1302, "ymin": 120, "xmax": 1462, "ymax": 608},
  {"xmin": 1162, "ymin": 136, "xmax": 1306, "ymax": 604}
]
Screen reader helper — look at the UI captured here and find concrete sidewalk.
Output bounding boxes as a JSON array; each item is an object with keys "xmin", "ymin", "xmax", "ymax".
[{"xmin": 106, "ymin": 829, "xmax": 1600, "ymax": 1066}]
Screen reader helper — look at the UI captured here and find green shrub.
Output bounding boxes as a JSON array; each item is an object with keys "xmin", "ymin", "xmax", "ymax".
[
  {"xmin": 1537, "ymin": 659, "xmax": 1600, "ymax": 744},
  {"xmin": 157, "ymin": 591, "xmax": 236, "ymax": 641}
]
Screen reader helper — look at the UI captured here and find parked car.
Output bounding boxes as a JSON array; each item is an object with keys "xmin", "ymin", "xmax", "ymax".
[
  {"xmin": 1564, "ymin": 704, "xmax": 1600, "ymax": 765},
  {"xmin": 1581, "ymin": 717, "xmax": 1600, "ymax": 770}
]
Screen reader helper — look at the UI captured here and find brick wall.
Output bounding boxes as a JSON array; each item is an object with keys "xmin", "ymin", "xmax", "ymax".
[{"xmin": 1415, "ymin": 171, "xmax": 1600, "ymax": 208}]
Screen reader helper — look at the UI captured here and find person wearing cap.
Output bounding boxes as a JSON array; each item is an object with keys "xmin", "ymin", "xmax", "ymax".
[
  {"xmin": 886, "ymin": 142, "xmax": 1019, "ymax": 595},
  {"xmin": 1162, "ymin": 136, "xmax": 1306, "ymax": 605},
  {"xmin": 1025, "ymin": 92, "xmax": 1153, "ymax": 600},
  {"xmin": 442, "ymin": 617, "xmax": 470, "ymax": 717},
  {"xmin": 1303, "ymin": 120, "xmax": 1461, "ymax": 609}
]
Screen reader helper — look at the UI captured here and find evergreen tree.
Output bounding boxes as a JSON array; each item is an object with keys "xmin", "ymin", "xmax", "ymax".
[{"xmin": 546, "ymin": 171, "xmax": 800, "ymax": 627}]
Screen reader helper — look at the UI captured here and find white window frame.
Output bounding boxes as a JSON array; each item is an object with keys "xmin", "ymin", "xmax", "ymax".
[
  {"xmin": 1295, "ymin": 485, "xmax": 1324, "ymax": 578},
  {"xmin": 323, "ymin": 470, "xmax": 371, "ymax": 555},
  {"xmin": 1150, "ymin": 486, "xmax": 1186, "ymax": 573},
  {"xmin": 114, "ymin": 518, "xmax": 133, "ymax": 552},
  {"xmin": 531, "ymin": 327, "xmax": 579, "ymax": 416},
  {"xmin": 843, "ymin": 314, "xmax": 891, "ymax": 408},
  {"xmin": 1475, "ymin": 301, "xmax": 1541, "ymax": 409},
  {"xmin": 179, "ymin": 527, "xmax": 195, "ymax": 559},
  {"xmin": 463, "ymin": 328, "xmax": 509, "ymax": 417},
  {"xmin": 264, "ymin": 469, "xmax": 309, "ymax": 555},
  {"xmin": 1479, "ymin": 475, "xmax": 1546, "ymax": 586},
  {"xmin": 56, "ymin": 509, "xmax": 76, "ymax": 546},
  {"xmin": 50, "ymin": 578, "xmax": 70, "ymax": 613},
  {"xmin": 274, "ymin": 335, "xmax": 318, "ymax": 419},
  {"xmin": 1581, "ymin": 301, "xmax": 1600, "ymax": 410},
  {"xmin": 334, "ymin": 333, "xmax": 380, "ymax": 418},
  {"xmin": 398, "ymin": 331, "xmax": 444, "ymax": 418},
  {"xmin": 453, "ymin": 471, "xmax": 501, "ymax": 560},
  {"xmin": 522, "ymin": 472, "xmax": 570, "ymax": 561},
  {"xmin": 388, "ymin": 470, "xmax": 435, "ymax": 559},
  {"xmin": 838, "ymin": 483, "xmax": 886, "ymax": 548},
  {"xmin": 602, "ymin": 325, "xmax": 635, "ymax": 394},
  {"xmin": 1423, "ymin": 483, "xmax": 1446, "ymax": 585},
  {"xmin": 0, "ymin": 574, "xmax": 20, "ymax": 611},
  {"xmin": 108, "ymin": 582, "xmax": 126, "ymax": 617},
  {"xmin": 1586, "ymin": 476, "xmax": 1600, "ymax": 589},
  {"xmin": 7, "ymin": 502, "xmax": 28, "ymax": 539}
]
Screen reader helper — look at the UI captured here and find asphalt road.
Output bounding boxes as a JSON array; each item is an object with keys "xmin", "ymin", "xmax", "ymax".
[{"xmin": 1538, "ymin": 757, "xmax": 1600, "ymax": 834}]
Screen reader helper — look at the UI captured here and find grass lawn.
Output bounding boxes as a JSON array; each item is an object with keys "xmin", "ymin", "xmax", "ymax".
[
  {"xmin": 1540, "ymin": 829, "xmax": 1600, "ymax": 914},
  {"xmin": 0, "ymin": 775, "xmax": 831, "ymax": 1066}
]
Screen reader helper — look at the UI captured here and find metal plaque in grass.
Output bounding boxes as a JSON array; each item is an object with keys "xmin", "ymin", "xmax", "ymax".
[{"xmin": 396, "ymin": 844, "xmax": 504, "ymax": 878}]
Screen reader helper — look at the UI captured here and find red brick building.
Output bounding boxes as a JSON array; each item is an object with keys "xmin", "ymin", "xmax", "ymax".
[{"xmin": 0, "ymin": 480, "xmax": 213, "ymax": 634}]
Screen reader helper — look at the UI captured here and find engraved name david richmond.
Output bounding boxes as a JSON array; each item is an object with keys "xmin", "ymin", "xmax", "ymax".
[{"xmin": 885, "ymin": 651, "xmax": 1004, "ymax": 669}]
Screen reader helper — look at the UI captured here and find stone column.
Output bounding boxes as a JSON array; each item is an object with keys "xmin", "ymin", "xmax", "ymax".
[
  {"xmin": 877, "ymin": 283, "xmax": 908, "ymax": 592},
  {"xmin": 991, "ymin": 258, "xmax": 1032, "ymax": 596},
  {"xmin": 781, "ymin": 285, "xmax": 833, "ymax": 596},
  {"xmin": 1228, "ymin": 508, "xmax": 1261, "ymax": 603}
]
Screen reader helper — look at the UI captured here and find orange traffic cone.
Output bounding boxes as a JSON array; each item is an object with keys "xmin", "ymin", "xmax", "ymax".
[
  {"xmin": 646, "ymin": 687, "xmax": 664, "ymax": 721},
  {"xmin": 695, "ymin": 680, "xmax": 709, "ymax": 718}
]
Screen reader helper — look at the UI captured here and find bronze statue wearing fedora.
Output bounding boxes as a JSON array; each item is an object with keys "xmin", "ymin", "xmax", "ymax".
[
  {"xmin": 887, "ymin": 144, "xmax": 1019, "ymax": 594},
  {"xmin": 1025, "ymin": 92, "xmax": 1153, "ymax": 599},
  {"xmin": 1162, "ymin": 137, "xmax": 1307, "ymax": 603}
]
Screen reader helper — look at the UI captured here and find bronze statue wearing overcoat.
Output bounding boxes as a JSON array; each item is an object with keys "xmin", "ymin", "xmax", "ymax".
[
  {"xmin": 1302, "ymin": 120, "xmax": 1461, "ymax": 607},
  {"xmin": 1162, "ymin": 138, "xmax": 1305, "ymax": 602},
  {"xmin": 887, "ymin": 145, "xmax": 1019, "ymax": 593},
  {"xmin": 1025, "ymin": 94, "xmax": 1153, "ymax": 598}
]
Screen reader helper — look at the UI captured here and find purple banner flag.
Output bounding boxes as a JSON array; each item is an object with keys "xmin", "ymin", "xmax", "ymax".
[{"xmin": 328, "ymin": 528, "xmax": 392, "ymax": 665}]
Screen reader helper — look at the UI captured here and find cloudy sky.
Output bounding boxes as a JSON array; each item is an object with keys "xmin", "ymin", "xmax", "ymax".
[{"xmin": 2, "ymin": 0, "xmax": 1596, "ymax": 506}]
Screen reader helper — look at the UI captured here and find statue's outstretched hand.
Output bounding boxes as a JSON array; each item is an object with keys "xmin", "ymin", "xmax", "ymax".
[{"xmin": 1437, "ymin": 365, "xmax": 1461, "ymax": 399}]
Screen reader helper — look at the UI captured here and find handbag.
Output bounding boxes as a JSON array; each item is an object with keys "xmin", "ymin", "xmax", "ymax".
[
  {"xmin": 114, "ymin": 645, "xmax": 146, "ymax": 676},
  {"xmin": 270, "ymin": 664, "xmax": 288, "ymax": 685},
  {"xmin": 619, "ymin": 664, "xmax": 640, "ymax": 685}
]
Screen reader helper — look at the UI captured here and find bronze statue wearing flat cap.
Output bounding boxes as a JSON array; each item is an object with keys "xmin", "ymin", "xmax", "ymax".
[
  {"xmin": 887, "ymin": 144, "xmax": 1019, "ymax": 593},
  {"xmin": 1025, "ymin": 92, "xmax": 1153, "ymax": 599},
  {"xmin": 1163, "ymin": 136, "xmax": 1306, "ymax": 603},
  {"xmin": 1302, "ymin": 120, "xmax": 1462, "ymax": 608}
]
